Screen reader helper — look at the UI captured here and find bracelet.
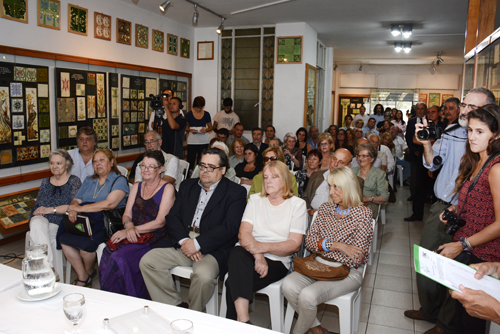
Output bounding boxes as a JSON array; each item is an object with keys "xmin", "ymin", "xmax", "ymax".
[
  {"xmin": 317, "ymin": 238, "xmax": 324, "ymax": 251},
  {"xmin": 464, "ymin": 237, "xmax": 474, "ymax": 251},
  {"xmin": 371, "ymin": 197, "xmax": 374, "ymax": 203},
  {"xmin": 124, "ymin": 221, "xmax": 131, "ymax": 227},
  {"xmin": 321, "ymin": 238, "xmax": 331, "ymax": 252},
  {"xmin": 459, "ymin": 237, "xmax": 473, "ymax": 252}
]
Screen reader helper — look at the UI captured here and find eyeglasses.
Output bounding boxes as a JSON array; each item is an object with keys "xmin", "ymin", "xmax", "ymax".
[
  {"xmin": 320, "ymin": 142, "xmax": 330, "ymax": 146},
  {"xmin": 264, "ymin": 156, "xmax": 279, "ymax": 162},
  {"xmin": 460, "ymin": 102, "xmax": 478, "ymax": 110},
  {"xmin": 144, "ymin": 140, "xmax": 159, "ymax": 145},
  {"xmin": 199, "ymin": 164, "xmax": 222, "ymax": 172},
  {"xmin": 140, "ymin": 165, "xmax": 159, "ymax": 171},
  {"xmin": 357, "ymin": 154, "xmax": 370, "ymax": 159}
]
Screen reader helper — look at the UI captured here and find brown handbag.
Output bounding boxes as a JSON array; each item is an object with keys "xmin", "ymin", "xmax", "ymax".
[{"xmin": 293, "ymin": 253, "xmax": 350, "ymax": 281}]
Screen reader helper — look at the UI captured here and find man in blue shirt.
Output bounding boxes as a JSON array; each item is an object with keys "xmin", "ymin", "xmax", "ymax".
[{"xmin": 404, "ymin": 88, "xmax": 496, "ymax": 334}]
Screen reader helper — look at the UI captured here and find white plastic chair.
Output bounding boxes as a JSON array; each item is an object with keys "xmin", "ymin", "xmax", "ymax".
[
  {"xmin": 117, "ymin": 165, "xmax": 128, "ymax": 178},
  {"xmin": 234, "ymin": 176, "xmax": 241, "ymax": 184},
  {"xmin": 177, "ymin": 160, "xmax": 190, "ymax": 190},
  {"xmin": 169, "ymin": 266, "xmax": 219, "ymax": 316},
  {"xmin": 283, "ymin": 218, "xmax": 376, "ymax": 334},
  {"xmin": 25, "ymin": 231, "xmax": 72, "ymax": 284},
  {"xmin": 396, "ymin": 165, "xmax": 403, "ymax": 187}
]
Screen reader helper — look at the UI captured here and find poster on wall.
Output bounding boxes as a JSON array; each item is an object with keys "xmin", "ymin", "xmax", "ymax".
[
  {"xmin": 0, "ymin": 61, "xmax": 51, "ymax": 169},
  {"xmin": 159, "ymin": 78, "xmax": 189, "ymax": 109},
  {"xmin": 108, "ymin": 73, "xmax": 119, "ymax": 151},
  {"xmin": 55, "ymin": 68, "xmax": 108, "ymax": 150}
]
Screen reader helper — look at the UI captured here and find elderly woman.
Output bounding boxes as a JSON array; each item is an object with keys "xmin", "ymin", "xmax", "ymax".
[
  {"xmin": 225, "ymin": 161, "xmax": 307, "ymax": 322},
  {"xmin": 295, "ymin": 149, "xmax": 323, "ymax": 197},
  {"xmin": 29, "ymin": 149, "xmax": 82, "ymax": 277},
  {"xmin": 318, "ymin": 133, "xmax": 335, "ymax": 170},
  {"xmin": 191, "ymin": 139, "xmax": 237, "ymax": 182},
  {"xmin": 229, "ymin": 138, "xmax": 246, "ymax": 168},
  {"xmin": 283, "ymin": 132, "xmax": 303, "ymax": 171},
  {"xmin": 234, "ymin": 144, "xmax": 263, "ymax": 186},
  {"xmin": 283, "ymin": 167, "xmax": 373, "ymax": 334},
  {"xmin": 99, "ymin": 151, "xmax": 175, "ymax": 298},
  {"xmin": 269, "ymin": 137, "xmax": 282, "ymax": 147},
  {"xmin": 247, "ymin": 146, "xmax": 299, "ymax": 198},
  {"xmin": 59, "ymin": 149, "xmax": 129, "ymax": 287},
  {"xmin": 351, "ymin": 143, "xmax": 389, "ymax": 216}
]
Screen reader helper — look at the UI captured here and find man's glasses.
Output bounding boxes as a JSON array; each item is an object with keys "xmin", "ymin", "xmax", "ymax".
[
  {"xmin": 144, "ymin": 140, "xmax": 159, "ymax": 145},
  {"xmin": 264, "ymin": 156, "xmax": 279, "ymax": 162},
  {"xmin": 140, "ymin": 165, "xmax": 159, "ymax": 171},
  {"xmin": 199, "ymin": 164, "xmax": 222, "ymax": 172}
]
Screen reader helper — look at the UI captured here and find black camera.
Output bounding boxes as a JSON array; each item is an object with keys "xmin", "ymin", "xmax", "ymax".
[
  {"xmin": 149, "ymin": 93, "xmax": 169, "ymax": 130},
  {"xmin": 417, "ymin": 121, "xmax": 442, "ymax": 140},
  {"xmin": 442, "ymin": 209, "xmax": 466, "ymax": 235}
]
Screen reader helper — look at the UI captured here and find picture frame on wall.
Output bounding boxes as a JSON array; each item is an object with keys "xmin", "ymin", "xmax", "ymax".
[
  {"xmin": 181, "ymin": 38, "xmax": 190, "ymax": 58},
  {"xmin": 1, "ymin": 0, "xmax": 28, "ymax": 23},
  {"xmin": 429, "ymin": 93, "xmax": 441, "ymax": 106},
  {"xmin": 197, "ymin": 41, "xmax": 214, "ymax": 60},
  {"xmin": 442, "ymin": 94, "xmax": 454, "ymax": 103},
  {"xmin": 68, "ymin": 3, "xmax": 87, "ymax": 36},
  {"xmin": 167, "ymin": 33, "xmax": 178, "ymax": 55},
  {"xmin": 135, "ymin": 24, "xmax": 148, "ymax": 49},
  {"xmin": 152, "ymin": 29, "xmax": 164, "ymax": 52},
  {"xmin": 116, "ymin": 18, "xmax": 131, "ymax": 45},
  {"xmin": 418, "ymin": 93, "xmax": 427, "ymax": 103},
  {"xmin": 94, "ymin": 12, "xmax": 111, "ymax": 41},
  {"xmin": 276, "ymin": 36, "xmax": 302, "ymax": 64},
  {"xmin": 37, "ymin": 0, "xmax": 59, "ymax": 30}
]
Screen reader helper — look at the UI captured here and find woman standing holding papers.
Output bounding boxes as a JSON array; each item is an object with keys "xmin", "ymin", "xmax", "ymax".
[{"xmin": 185, "ymin": 96, "xmax": 213, "ymax": 172}]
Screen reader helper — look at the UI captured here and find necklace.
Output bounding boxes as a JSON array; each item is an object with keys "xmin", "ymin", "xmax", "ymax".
[
  {"xmin": 142, "ymin": 178, "xmax": 161, "ymax": 200},
  {"xmin": 93, "ymin": 180, "xmax": 107, "ymax": 199},
  {"xmin": 336, "ymin": 205, "xmax": 352, "ymax": 216}
]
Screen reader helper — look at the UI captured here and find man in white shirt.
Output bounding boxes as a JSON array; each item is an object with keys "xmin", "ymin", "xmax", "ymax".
[
  {"xmin": 213, "ymin": 98, "xmax": 240, "ymax": 135},
  {"xmin": 368, "ymin": 133, "xmax": 395, "ymax": 174},
  {"xmin": 353, "ymin": 105, "xmax": 370, "ymax": 125},
  {"xmin": 390, "ymin": 126, "xmax": 410, "ymax": 183},
  {"xmin": 68, "ymin": 126, "xmax": 96, "ymax": 182}
]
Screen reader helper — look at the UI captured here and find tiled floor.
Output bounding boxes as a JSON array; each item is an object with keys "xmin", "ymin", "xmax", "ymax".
[{"xmin": 0, "ymin": 184, "xmax": 436, "ymax": 334}]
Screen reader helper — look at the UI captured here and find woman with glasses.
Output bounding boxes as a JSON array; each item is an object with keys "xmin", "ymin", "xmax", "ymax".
[
  {"xmin": 318, "ymin": 133, "xmax": 335, "ymax": 170},
  {"xmin": 247, "ymin": 146, "xmax": 299, "ymax": 199},
  {"xmin": 354, "ymin": 119, "xmax": 364, "ymax": 129},
  {"xmin": 351, "ymin": 143, "xmax": 389, "ymax": 216},
  {"xmin": 100, "ymin": 150, "xmax": 175, "ymax": 298},
  {"xmin": 59, "ymin": 149, "xmax": 129, "ymax": 287},
  {"xmin": 283, "ymin": 132, "xmax": 304, "ymax": 171},
  {"xmin": 234, "ymin": 144, "xmax": 263, "ymax": 186},
  {"xmin": 295, "ymin": 149, "xmax": 323, "ymax": 197}
]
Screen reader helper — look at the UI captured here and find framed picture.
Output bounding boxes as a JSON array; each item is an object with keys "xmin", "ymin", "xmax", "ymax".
[
  {"xmin": 116, "ymin": 18, "xmax": 131, "ymax": 45},
  {"xmin": 276, "ymin": 36, "xmax": 302, "ymax": 64},
  {"xmin": 1, "ymin": 0, "xmax": 28, "ymax": 23},
  {"xmin": 418, "ymin": 93, "xmax": 427, "ymax": 103},
  {"xmin": 135, "ymin": 24, "xmax": 148, "ymax": 49},
  {"xmin": 181, "ymin": 38, "xmax": 190, "ymax": 58},
  {"xmin": 94, "ymin": 12, "xmax": 111, "ymax": 41},
  {"xmin": 37, "ymin": 0, "xmax": 59, "ymax": 29},
  {"xmin": 429, "ymin": 93, "xmax": 441, "ymax": 106},
  {"xmin": 167, "ymin": 33, "xmax": 178, "ymax": 55},
  {"xmin": 152, "ymin": 29, "xmax": 164, "ymax": 52},
  {"xmin": 197, "ymin": 41, "xmax": 214, "ymax": 60},
  {"xmin": 68, "ymin": 4, "xmax": 87, "ymax": 36},
  {"xmin": 442, "ymin": 94, "xmax": 454, "ymax": 103}
]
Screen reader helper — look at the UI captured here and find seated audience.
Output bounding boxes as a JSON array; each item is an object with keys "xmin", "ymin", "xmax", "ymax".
[
  {"xmin": 227, "ymin": 122, "xmax": 250, "ymax": 146},
  {"xmin": 229, "ymin": 138, "xmax": 246, "ymax": 168},
  {"xmin": 283, "ymin": 166, "xmax": 373, "ymax": 334},
  {"xmin": 225, "ymin": 161, "xmax": 307, "ymax": 322},
  {"xmin": 29, "ymin": 149, "xmax": 81, "ymax": 276},
  {"xmin": 340, "ymin": 114, "xmax": 354, "ymax": 130},
  {"xmin": 350, "ymin": 138, "xmax": 383, "ymax": 169},
  {"xmin": 296, "ymin": 127, "xmax": 313, "ymax": 157},
  {"xmin": 269, "ymin": 137, "xmax": 282, "ymax": 147},
  {"xmin": 354, "ymin": 118, "xmax": 364, "ymax": 129},
  {"xmin": 99, "ymin": 151, "xmax": 175, "ymax": 298},
  {"xmin": 283, "ymin": 132, "xmax": 303, "ymax": 171},
  {"xmin": 68, "ymin": 126, "xmax": 97, "ymax": 182},
  {"xmin": 140, "ymin": 148, "xmax": 247, "ymax": 311},
  {"xmin": 327, "ymin": 125, "xmax": 339, "ymax": 140},
  {"xmin": 59, "ymin": 149, "xmax": 129, "ymax": 287},
  {"xmin": 368, "ymin": 133, "xmax": 395, "ymax": 173},
  {"xmin": 336, "ymin": 128, "xmax": 354, "ymax": 155},
  {"xmin": 389, "ymin": 126, "xmax": 410, "ymax": 183},
  {"xmin": 215, "ymin": 128, "xmax": 230, "ymax": 144},
  {"xmin": 317, "ymin": 133, "xmax": 335, "ymax": 170},
  {"xmin": 346, "ymin": 128, "xmax": 356, "ymax": 148},
  {"xmin": 234, "ymin": 144, "xmax": 263, "ymax": 186},
  {"xmin": 191, "ymin": 140, "xmax": 237, "ymax": 182},
  {"xmin": 295, "ymin": 149, "xmax": 322, "ymax": 197},
  {"xmin": 362, "ymin": 117, "xmax": 379, "ymax": 136},
  {"xmin": 252, "ymin": 127, "xmax": 268, "ymax": 154},
  {"xmin": 307, "ymin": 126, "xmax": 320, "ymax": 150},
  {"xmin": 264, "ymin": 125, "xmax": 276, "ymax": 144}
]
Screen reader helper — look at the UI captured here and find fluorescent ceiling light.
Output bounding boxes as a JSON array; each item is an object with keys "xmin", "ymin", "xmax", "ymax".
[{"xmin": 231, "ymin": 0, "xmax": 293, "ymax": 15}]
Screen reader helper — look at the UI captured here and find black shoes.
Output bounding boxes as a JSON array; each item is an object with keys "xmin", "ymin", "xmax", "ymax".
[
  {"xmin": 404, "ymin": 215, "xmax": 422, "ymax": 222},
  {"xmin": 407, "ymin": 196, "xmax": 413, "ymax": 201}
]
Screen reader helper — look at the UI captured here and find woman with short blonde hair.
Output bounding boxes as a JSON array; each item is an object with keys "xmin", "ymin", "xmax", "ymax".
[{"xmin": 317, "ymin": 133, "xmax": 335, "ymax": 170}]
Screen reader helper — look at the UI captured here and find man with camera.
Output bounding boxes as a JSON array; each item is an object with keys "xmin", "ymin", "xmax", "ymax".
[
  {"xmin": 161, "ymin": 97, "xmax": 187, "ymax": 159},
  {"xmin": 148, "ymin": 89, "xmax": 172, "ymax": 132},
  {"xmin": 404, "ymin": 89, "xmax": 495, "ymax": 334}
]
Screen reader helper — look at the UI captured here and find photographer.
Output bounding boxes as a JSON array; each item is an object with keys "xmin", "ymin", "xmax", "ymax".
[
  {"xmin": 404, "ymin": 88, "xmax": 495, "ymax": 334},
  {"xmin": 148, "ymin": 89, "xmax": 172, "ymax": 132},
  {"xmin": 161, "ymin": 97, "xmax": 187, "ymax": 159},
  {"xmin": 437, "ymin": 105, "xmax": 500, "ymax": 334}
]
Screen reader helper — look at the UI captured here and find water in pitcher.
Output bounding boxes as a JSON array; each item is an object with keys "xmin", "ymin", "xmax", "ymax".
[{"xmin": 22, "ymin": 244, "xmax": 56, "ymax": 296}]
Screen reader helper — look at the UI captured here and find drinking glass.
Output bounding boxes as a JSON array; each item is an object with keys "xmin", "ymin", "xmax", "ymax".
[
  {"xmin": 170, "ymin": 319, "xmax": 193, "ymax": 334},
  {"xmin": 63, "ymin": 293, "xmax": 86, "ymax": 334}
]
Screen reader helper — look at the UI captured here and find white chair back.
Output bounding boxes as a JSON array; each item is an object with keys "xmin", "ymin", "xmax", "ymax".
[{"xmin": 117, "ymin": 165, "xmax": 128, "ymax": 178}]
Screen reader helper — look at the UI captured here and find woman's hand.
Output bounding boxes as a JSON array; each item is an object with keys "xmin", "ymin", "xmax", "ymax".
[
  {"xmin": 125, "ymin": 222, "xmax": 140, "ymax": 243},
  {"xmin": 240, "ymin": 178, "xmax": 253, "ymax": 185},
  {"xmin": 337, "ymin": 242, "xmax": 365, "ymax": 262},
  {"xmin": 68, "ymin": 203, "xmax": 82, "ymax": 213},
  {"xmin": 67, "ymin": 210, "xmax": 78, "ymax": 223},
  {"xmin": 254, "ymin": 254, "xmax": 268, "ymax": 278},
  {"xmin": 110, "ymin": 230, "xmax": 128, "ymax": 244},
  {"xmin": 283, "ymin": 149, "xmax": 291, "ymax": 157},
  {"xmin": 437, "ymin": 242, "xmax": 462, "ymax": 259},
  {"xmin": 439, "ymin": 205, "xmax": 457, "ymax": 224},
  {"xmin": 33, "ymin": 206, "xmax": 49, "ymax": 216},
  {"xmin": 199, "ymin": 127, "xmax": 207, "ymax": 133}
]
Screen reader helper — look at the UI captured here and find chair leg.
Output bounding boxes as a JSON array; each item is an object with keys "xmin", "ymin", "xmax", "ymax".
[
  {"xmin": 64, "ymin": 256, "xmax": 72, "ymax": 284},
  {"xmin": 219, "ymin": 274, "xmax": 228, "ymax": 318},
  {"xmin": 266, "ymin": 289, "xmax": 284, "ymax": 332},
  {"xmin": 284, "ymin": 304, "xmax": 296, "ymax": 334},
  {"xmin": 369, "ymin": 222, "xmax": 378, "ymax": 265},
  {"xmin": 205, "ymin": 283, "xmax": 219, "ymax": 316},
  {"xmin": 398, "ymin": 166, "xmax": 403, "ymax": 187},
  {"xmin": 337, "ymin": 299, "xmax": 353, "ymax": 334},
  {"xmin": 381, "ymin": 207, "xmax": 386, "ymax": 225},
  {"xmin": 25, "ymin": 231, "xmax": 31, "ymax": 250},
  {"xmin": 353, "ymin": 291, "xmax": 362, "ymax": 333}
]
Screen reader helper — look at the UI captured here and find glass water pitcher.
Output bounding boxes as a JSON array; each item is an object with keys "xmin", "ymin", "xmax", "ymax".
[{"xmin": 22, "ymin": 244, "xmax": 56, "ymax": 296}]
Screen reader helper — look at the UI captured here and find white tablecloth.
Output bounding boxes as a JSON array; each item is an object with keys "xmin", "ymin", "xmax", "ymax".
[
  {"xmin": 0, "ymin": 283, "xmax": 278, "ymax": 334},
  {"xmin": 0, "ymin": 264, "xmax": 22, "ymax": 293}
]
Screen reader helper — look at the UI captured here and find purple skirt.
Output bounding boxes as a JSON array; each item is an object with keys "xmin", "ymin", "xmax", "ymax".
[{"xmin": 99, "ymin": 243, "xmax": 151, "ymax": 299}]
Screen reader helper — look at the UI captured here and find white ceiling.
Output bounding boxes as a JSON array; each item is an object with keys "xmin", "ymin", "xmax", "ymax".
[{"xmin": 119, "ymin": 0, "xmax": 470, "ymax": 65}]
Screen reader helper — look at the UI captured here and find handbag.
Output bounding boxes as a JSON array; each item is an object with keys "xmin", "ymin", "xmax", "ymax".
[
  {"xmin": 102, "ymin": 175, "xmax": 128, "ymax": 241},
  {"xmin": 105, "ymin": 232, "xmax": 154, "ymax": 251},
  {"xmin": 293, "ymin": 253, "xmax": 350, "ymax": 281}
]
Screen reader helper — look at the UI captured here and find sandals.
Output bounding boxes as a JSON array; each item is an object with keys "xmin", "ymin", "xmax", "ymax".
[
  {"xmin": 89, "ymin": 268, "xmax": 97, "ymax": 280},
  {"xmin": 72, "ymin": 275, "xmax": 92, "ymax": 288}
]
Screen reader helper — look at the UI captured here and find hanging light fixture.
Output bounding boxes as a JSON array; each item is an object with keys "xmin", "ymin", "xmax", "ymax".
[
  {"xmin": 159, "ymin": 0, "xmax": 172, "ymax": 12},
  {"xmin": 394, "ymin": 42, "xmax": 403, "ymax": 52},
  {"xmin": 216, "ymin": 18, "xmax": 225, "ymax": 35},
  {"xmin": 391, "ymin": 24, "xmax": 401, "ymax": 36},
  {"xmin": 192, "ymin": 4, "xmax": 199, "ymax": 24},
  {"xmin": 402, "ymin": 25, "xmax": 412, "ymax": 38},
  {"xmin": 403, "ymin": 42, "xmax": 412, "ymax": 53}
]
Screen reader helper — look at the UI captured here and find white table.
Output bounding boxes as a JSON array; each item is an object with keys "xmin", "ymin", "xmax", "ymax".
[
  {"xmin": 0, "ymin": 264, "xmax": 22, "ymax": 293},
  {"xmin": 0, "ymin": 283, "xmax": 279, "ymax": 334}
]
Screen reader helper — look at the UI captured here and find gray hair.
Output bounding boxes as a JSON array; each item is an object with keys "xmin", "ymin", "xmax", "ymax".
[
  {"xmin": 145, "ymin": 130, "xmax": 162, "ymax": 140},
  {"xmin": 49, "ymin": 149, "xmax": 74, "ymax": 172},
  {"xmin": 283, "ymin": 132, "xmax": 297, "ymax": 143},
  {"xmin": 367, "ymin": 133, "xmax": 379, "ymax": 142},
  {"xmin": 355, "ymin": 143, "xmax": 378, "ymax": 161},
  {"xmin": 444, "ymin": 97, "xmax": 460, "ymax": 110},
  {"xmin": 415, "ymin": 102, "xmax": 427, "ymax": 109},
  {"xmin": 76, "ymin": 126, "xmax": 97, "ymax": 144},
  {"xmin": 469, "ymin": 87, "xmax": 496, "ymax": 105},
  {"xmin": 211, "ymin": 141, "xmax": 230, "ymax": 156}
]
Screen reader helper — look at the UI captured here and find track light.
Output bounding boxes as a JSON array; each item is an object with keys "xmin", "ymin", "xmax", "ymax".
[
  {"xmin": 159, "ymin": 0, "xmax": 172, "ymax": 12},
  {"xmin": 216, "ymin": 18, "xmax": 225, "ymax": 35},
  {"xmin": 192, "ymin": 4, "xmax": 199, "ymax": 24},
  {"xmin": 390, "ymin": 24, "xmax": 413, "ymax": 38},
  {"xmin": 402, "ymin": 26, "xmax": 412, "ymax": 38},
  {"xmin": 394, "ymin": 42, "xmax": 402, "ymax": 52},
  {"xmin": 391, "ymin": 24, "xmax": 401, "ymax": 36},
  {"xmin": 403, "ymin": 43, "xmax": 411, "ymax": 53},
  {"xmin": 437, "ymin": 51, "xmax": 444, "ymax": 64}
]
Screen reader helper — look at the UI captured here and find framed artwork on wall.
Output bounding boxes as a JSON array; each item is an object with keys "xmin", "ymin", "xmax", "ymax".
[
  {"xmin": 181, "ymin": 38, "xmax": 190, "ymax": 58},
  {"xmin": 429, "ymin": 93, "xmax": 441, "ymax": 106},
  {"xmin": 0, "ymin": 0, "xmax": 28, "ymax": 23},
  {"xmin": 418, "ymin": 93, "xmax": 427, "ymax": 103},
  {"xmin": 37, "ymin": 0, "xmax": 59, "ymax": 29},
  {"xmin": 68, "ymin": 4, "xmax": 87, "ymax": 36},
  {"xmin": 276, "ymin": 36, "xmax": 302, "ymax": 64},
  {"xmin": 442, "ymin": 94, "xmax": 454, "ymax": 103},
  {"xmin": 167, "ymin": 33, "xmax": 178, "ymax": 55},
  {"xmin": 116, "ymin": 18, "xmax": 131, "ymax": 45},
  {"xmin": 135, "ymin": 24, "xmax": 148, "ymax": 49},
  {"xmin": 152, "ymin": 29, "xmax": 164, "ymax": 52},
  {"xmin": 94, "ymin": 12, "xmax": 111, "ymax": 41},
  {"xmin": 197, "ymin": 41, "xmax": 214, "ymax": 60}
]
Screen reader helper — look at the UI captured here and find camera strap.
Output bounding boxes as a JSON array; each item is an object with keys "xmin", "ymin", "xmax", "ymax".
[{"xmin": 457, "ymin": 151, "xmax": 500, "ymax": 219}]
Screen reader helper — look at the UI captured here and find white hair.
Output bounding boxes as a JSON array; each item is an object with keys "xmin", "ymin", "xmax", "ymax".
[{"xmin": 211, "ymin": 141, "xmax": 230, "ymax": 156}]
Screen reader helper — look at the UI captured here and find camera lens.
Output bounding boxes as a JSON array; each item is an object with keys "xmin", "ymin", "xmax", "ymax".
[{"xmin": 417, "ymin": 130, "xmax": 429, "ymax": 140}]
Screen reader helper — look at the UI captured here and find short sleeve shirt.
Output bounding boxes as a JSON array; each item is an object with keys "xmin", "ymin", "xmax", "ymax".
[
  {"xmin": 68, "ymin": 148, "xmax": 94, "ymax": 182},
  {"xmin": 213, "ymin": 110, "xmax": 240, "ymax": 131},
  {"xmin": 185, "ymin": 111, "xmax": 211, "ymax": 145},
  {"xmin": 75, "ymin": 171, "xmax": 129, "ymax": 207}
]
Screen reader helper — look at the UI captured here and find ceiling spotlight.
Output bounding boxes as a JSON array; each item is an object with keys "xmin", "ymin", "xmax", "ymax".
[
  {"xmin": 403, "ymin": 42, "xmax": 412, "ymax": 53},
  {"xmin": 334, "ymin": 64, "xmax": 338, "ymax": 70},
  {"xmin": 192, "ymin": 4, "xmax": 199, "ymax": 24},
  {"xmin": 402, "ymin": 25, "xmax": 412, "ymax": 39},
  {"xmin": 216, "ymin": 18, "xmax": 225, "ymax": 35},
  {"xmin": 391, "ymin": 24, "xmax": 401, "ymax": 36},
  {"xmin": 431, "ymin": 61, "xmax": 436, "ymax": 73},
  {"xmin": 159, "ymin": 0, "xmax": 172, "ymax": 12},
  {"xmin": 437, "ymin": 51, "xmax": 444, "ymax": 64},
  {"xmin": 394, "ymin": 42, "xmax": 402, "ymax": 52}
]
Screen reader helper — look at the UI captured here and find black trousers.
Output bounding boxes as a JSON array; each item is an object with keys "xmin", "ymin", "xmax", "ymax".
[
  {"xmin": 225, "ymin": 246, "xmax": 288, "ymax": 320},
  {"xmin": 186, "ymin": 144, "xmax": 208, "ymax": 171},
  {"xmin": 410, "ymin": 158, "xmax": 430, "ymax": 220}
]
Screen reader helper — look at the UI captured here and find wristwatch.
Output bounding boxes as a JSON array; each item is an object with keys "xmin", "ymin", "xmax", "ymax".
[
  {"xmin": 53, "ymin": 207, "xmax": 57, "ymax": 214},
  {"xmin": 371, "ymin": 197, "xmax": 374, "ymax": 203}
]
